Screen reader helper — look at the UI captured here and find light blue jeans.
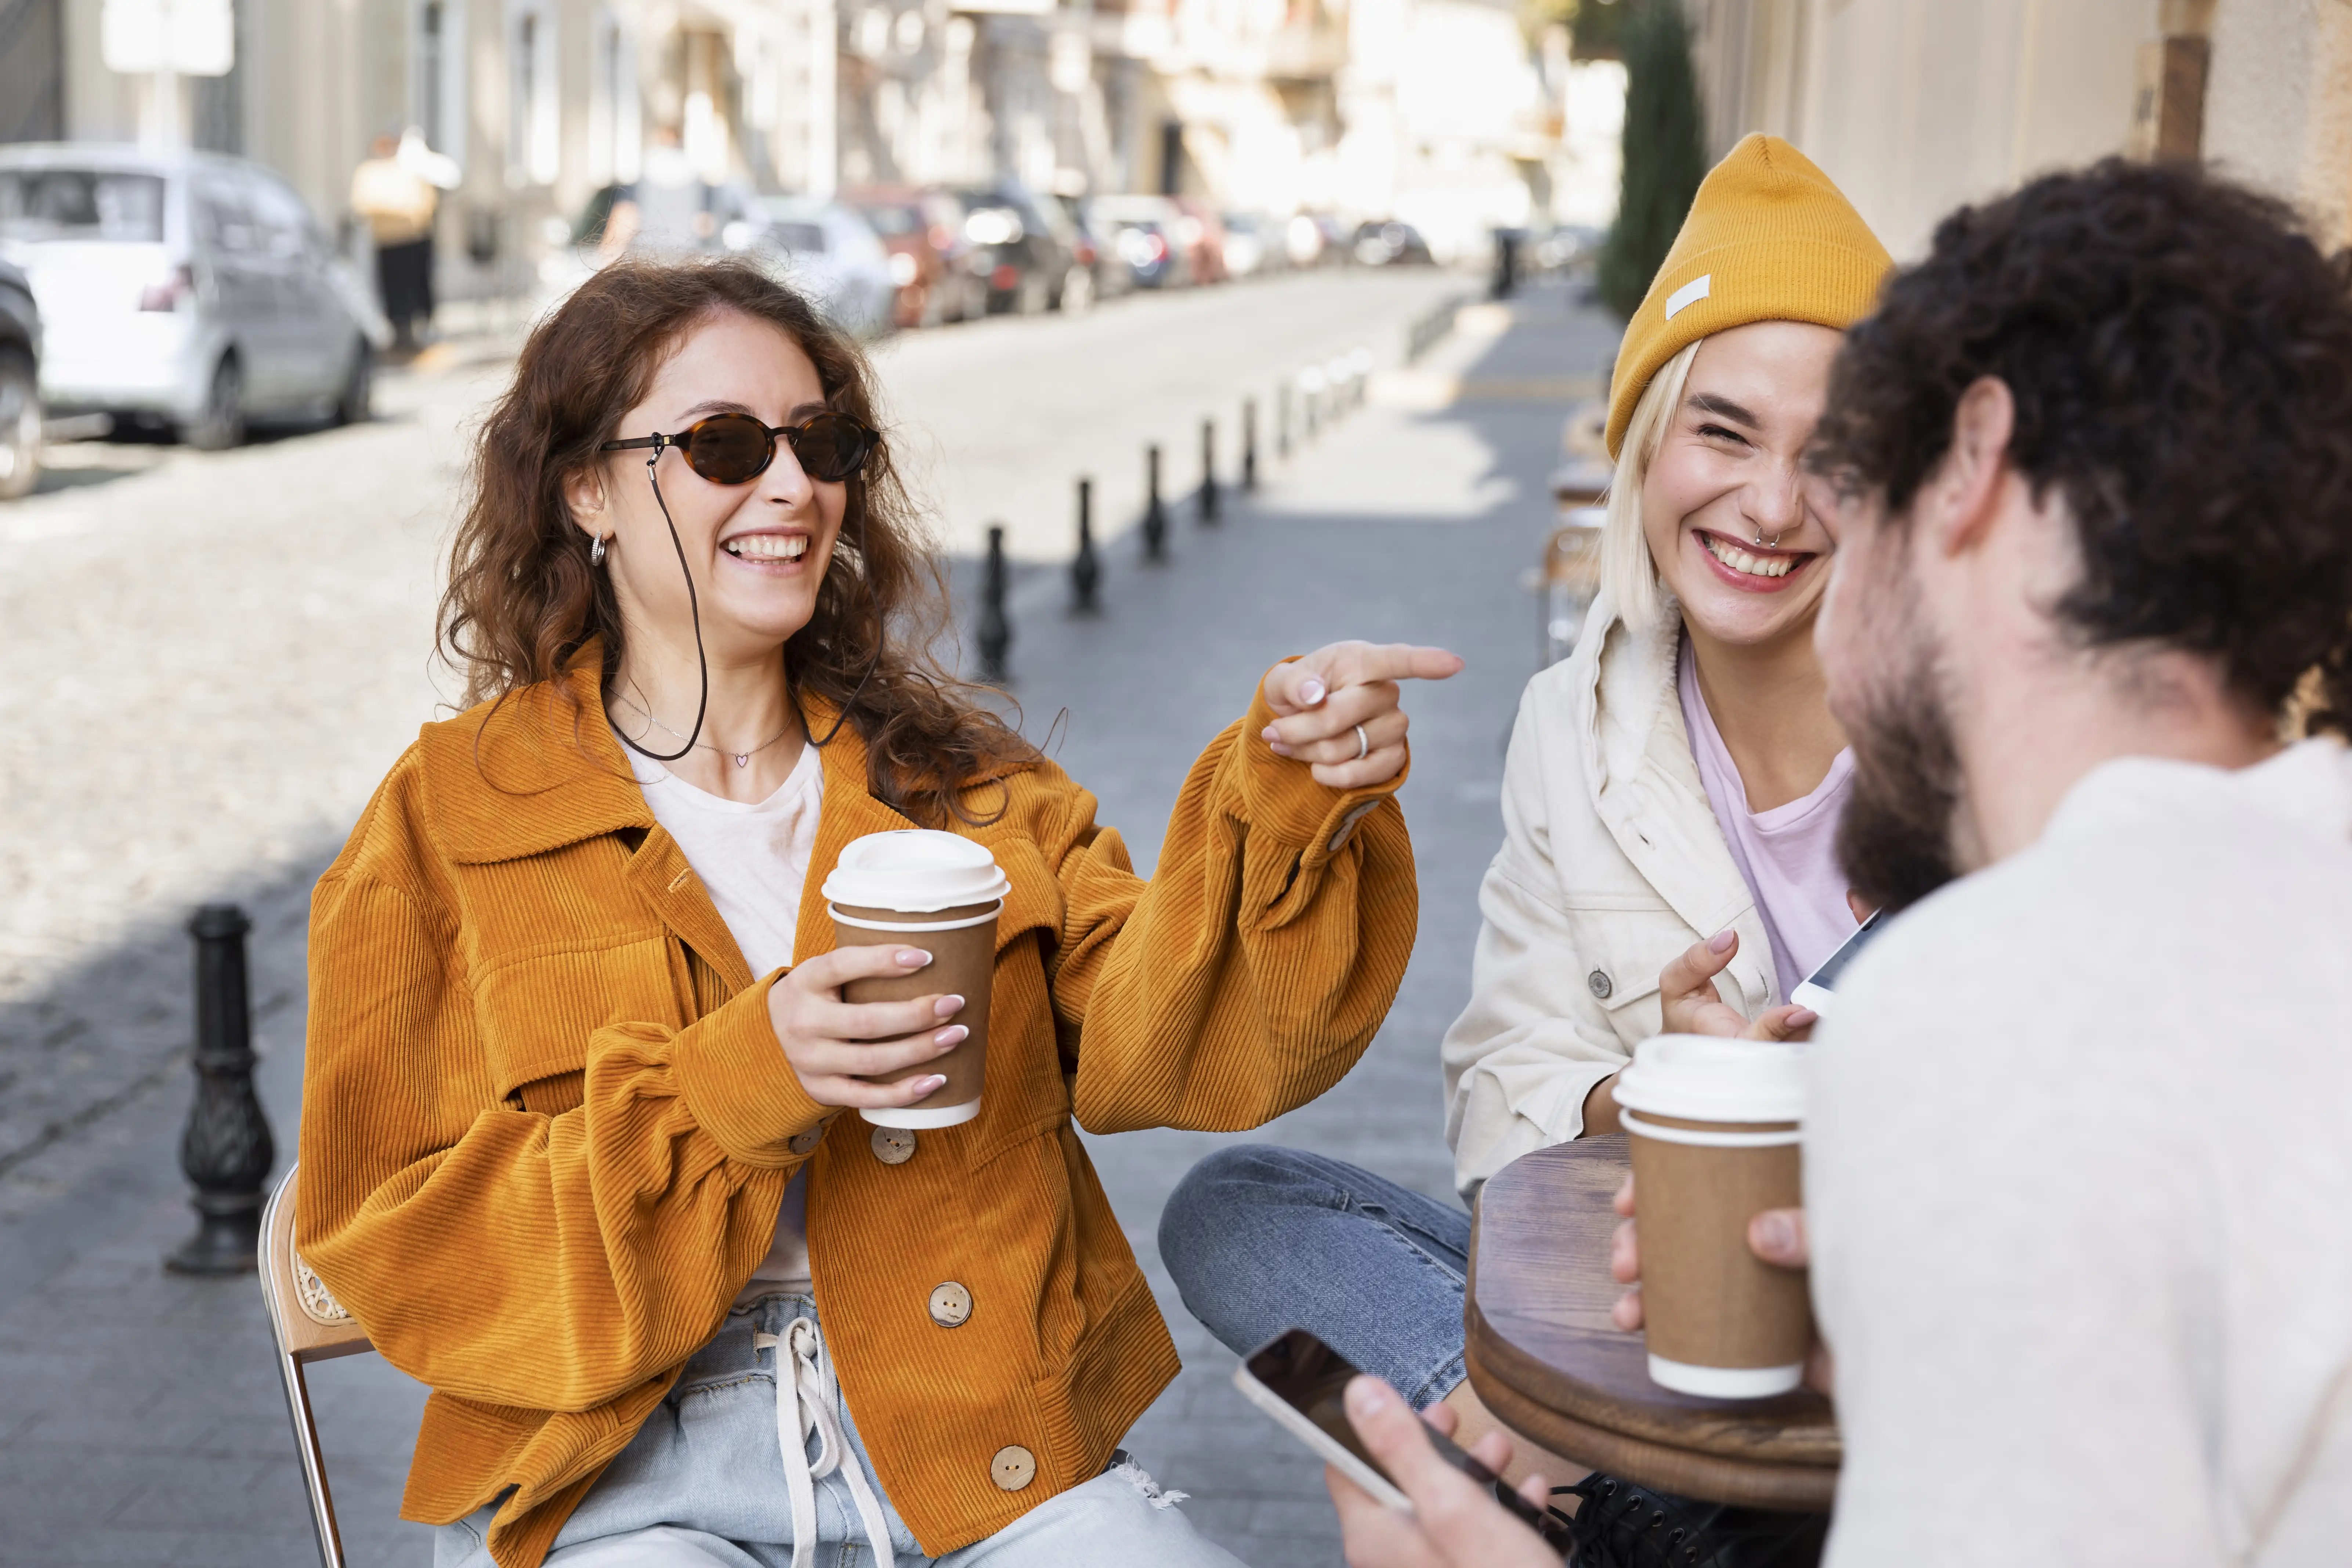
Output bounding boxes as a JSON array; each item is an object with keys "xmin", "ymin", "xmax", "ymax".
[
  {"xmin": 1157, "ymin": 1145, "xmax": 1472, "ymax": 1411},
  {"xmin": 435, "ymin": 1292, "xmax": 1245, "ymax": 1568}
]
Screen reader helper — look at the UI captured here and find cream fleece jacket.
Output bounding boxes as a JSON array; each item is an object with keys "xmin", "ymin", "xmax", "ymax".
[{"xmin": 1811, "ymin": 739, "xmax": 2352, "ymax": 1565}]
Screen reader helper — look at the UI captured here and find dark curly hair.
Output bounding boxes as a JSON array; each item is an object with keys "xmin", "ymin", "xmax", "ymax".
[
  {"xmin": 438, "ymin": 257, "xmax": 1034, "ymax": 825},
  {"xmin": 1807, "ymin": 159, "xmax": 2352, "ymax": 738}
]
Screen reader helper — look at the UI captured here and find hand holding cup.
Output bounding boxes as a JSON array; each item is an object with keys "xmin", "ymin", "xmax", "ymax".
[{"xmin": 765, "ymin": 944, "xmax": 962, "ymax": 1112}]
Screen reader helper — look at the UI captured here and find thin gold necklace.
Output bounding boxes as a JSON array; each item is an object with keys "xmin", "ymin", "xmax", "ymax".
[{"xmin": 612, "ymin": 692, "xmax": 796, "ymax": 769}]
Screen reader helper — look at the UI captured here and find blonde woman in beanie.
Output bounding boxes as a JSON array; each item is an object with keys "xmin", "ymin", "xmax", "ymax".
[{"xmin": 1157, "ymin": 135, "xmax": 1888, "ymax": 1554}]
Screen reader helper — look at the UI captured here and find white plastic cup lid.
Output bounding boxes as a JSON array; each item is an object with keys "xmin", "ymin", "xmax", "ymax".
[
  {"xmin": 820, "ymin": 829, "xmax": 1010, "ymax": 913},
  {"xmin": 1612, "ymin": 1034, "xmax": 1807, "ymax": 1125}
]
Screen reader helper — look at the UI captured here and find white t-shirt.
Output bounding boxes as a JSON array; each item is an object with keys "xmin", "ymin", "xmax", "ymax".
[
  {"xmin": 1676, "ymin": 638, "xmax": 1858, "ymax": 999},
  {"xmin": 1809, "ymin": 740, "xmax": 2352, "ymax": 1565},
  {"xmin": 624, "ymin": 735, "xmax": 823, "ymax": 1297}
]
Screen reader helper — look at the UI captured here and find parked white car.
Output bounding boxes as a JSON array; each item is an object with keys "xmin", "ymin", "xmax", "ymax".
[
  {"xmin": 0, "ymin": 144, "xmax": 388, "ymax": 448},
  {"xmin": 727, "ymin": 197, "xmax": 897, "ymax": 340}
]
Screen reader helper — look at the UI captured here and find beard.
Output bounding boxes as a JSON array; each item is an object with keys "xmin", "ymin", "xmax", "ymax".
[{"xmin": 1835, "ymin": 569, "xmax": 1964, "ymax": 916}]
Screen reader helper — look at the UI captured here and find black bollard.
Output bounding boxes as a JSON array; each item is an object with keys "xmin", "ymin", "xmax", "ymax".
[
  {"xmin": 1242, "ymin": 400, "xmax": 1257, "ymax": 491},
  {"xmin": 1143, "ymin": 443, "xmax": 1167, "ymax": 561},
  {"xmin": 1277, "ymin": 384, "xmax": 1292, "ymax": 459},
  {"xmin": 1070, "ymin": 477, "xmax": 1100, "ymax": 614},
  {"xmin": 166, "ymin": 903, "xmax": 275, "ymax": 1275},
  {"xmin": 1199, "ymin": 418, "xmax": 1219, "ymax": 524},
  {"xmin": 978, "ymin": 525, "xmax": 1012, "ymax": 684},
  {"xmin": 1491, "ymin": 227, "xmax": 1521, "ymax": 299}
]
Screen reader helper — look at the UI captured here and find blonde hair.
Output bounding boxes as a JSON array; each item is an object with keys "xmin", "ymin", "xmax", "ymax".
[{"xmin": 1601, "ymin": 340, "xmax": 1701, "ymax": 634}]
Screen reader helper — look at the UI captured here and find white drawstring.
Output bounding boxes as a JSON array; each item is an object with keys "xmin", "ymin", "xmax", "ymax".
[{"xmin": 753, "ymin": 1319, "xmax": 898, "ymax": 1568}]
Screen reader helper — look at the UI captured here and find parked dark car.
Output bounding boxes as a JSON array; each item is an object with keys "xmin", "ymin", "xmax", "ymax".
[
  {"xmin": 946, "ymin": 185, "xmax": 1074, "ymax": 315},
  {"xmin": 1352, "ymin": 220, "xmax": 1435, "ymax": 266},
  {"xmin": 0, "ymin": 254, "xmax": 40, "ymax": 498},
  {"xmin": 844, "ymin": 187, "xmax": 979, "ymax": 327},
  {"xmin": 1050, "ymin": 193, "xmax": 1128, "ymax": 308},
  {"xmin": 1092, "ymin": 196, "xmax": 1194, "ymax": 290}
]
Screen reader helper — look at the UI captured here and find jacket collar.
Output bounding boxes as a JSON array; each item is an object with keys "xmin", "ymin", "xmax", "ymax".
[
  {"xmin": 1566, "ymin": 592, "xmax": 1779, "ymax": 1006},
  {"xmin": 423, "ymin": 647, "xmax": 905, "ymax": 869},
  {"xmin": 423, "ymin": 652, "xmax": 655, "ymax": 866},
  {"xmin": 421, "ymin": 649, "xmax": 1051, "ymax": 986}
]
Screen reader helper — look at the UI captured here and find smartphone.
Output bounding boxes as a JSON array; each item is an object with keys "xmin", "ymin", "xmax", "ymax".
[
  {"xmin": 1234, "ymin": 1328, "xmax": 1573, "ymax": 1551},
  {"xmin": 1790, "ymin": 908, "xmax": 1885, "ymax": 1015}
]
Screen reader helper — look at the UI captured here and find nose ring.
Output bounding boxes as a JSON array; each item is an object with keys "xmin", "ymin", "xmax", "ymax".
[{"xmin": 1752, "ymin": 529, "xmax": 1783, "ymax": 549}]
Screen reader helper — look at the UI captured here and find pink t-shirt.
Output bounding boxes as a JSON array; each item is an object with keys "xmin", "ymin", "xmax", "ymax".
[{"xmin": 1676, "ymin": 638, "xmax": 1860, "ymax": 1002}]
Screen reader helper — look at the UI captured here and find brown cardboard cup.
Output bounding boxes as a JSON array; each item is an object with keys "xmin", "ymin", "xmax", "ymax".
[
  {"xmin": 830, "ymin": 900, "xmax": 998, "ymax": 1127},
  {"xmin": 820, "ymin": 829, "xmax": 1012, "ymax": 1130},
  {"xmin": 1613, "ymin": 1036, "xmax": 1810, "ymax": 1398}
]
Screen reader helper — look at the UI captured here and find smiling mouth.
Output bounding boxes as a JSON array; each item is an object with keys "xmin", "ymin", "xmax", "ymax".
[
  {"xmin": 724, "ymin": 534, "xmax": 810, "ymax": 563},
  {"xmin": 1699, "ymin": 532, "xmax": 1810, "ymax": 580}
]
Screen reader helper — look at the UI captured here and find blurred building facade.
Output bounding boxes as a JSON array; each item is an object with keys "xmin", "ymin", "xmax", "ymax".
[
  {"xmin": 0, "ymin": 0, "xmax": 1591, "ymax": 291},
  {"xmin": 1686, "ymin": 0, "xmax": 2352, "ymax": 257}
]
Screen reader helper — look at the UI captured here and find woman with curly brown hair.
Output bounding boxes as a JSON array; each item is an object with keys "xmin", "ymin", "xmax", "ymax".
[{"xmin": 295, "ymin": 256, "xmax": 1459, "ymax": 1568}]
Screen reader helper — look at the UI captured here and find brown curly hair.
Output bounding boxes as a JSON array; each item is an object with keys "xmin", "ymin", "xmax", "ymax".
[
  {"xmin": 1806, "ymin": 159, "xmax": 2352, "ymax": 739},
  {"xmin": 437, "ymin": 256, "xmax": 1034, "ymax": 824}
]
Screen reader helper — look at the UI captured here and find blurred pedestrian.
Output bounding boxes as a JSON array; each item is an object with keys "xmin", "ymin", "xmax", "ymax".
[
  {"xmin": 350, "ymin": 128, "xmax": 452, "ymax": 351},
  {"xmin": 597, "ymin": 124, "xmax": 734, "ymax": 260}
]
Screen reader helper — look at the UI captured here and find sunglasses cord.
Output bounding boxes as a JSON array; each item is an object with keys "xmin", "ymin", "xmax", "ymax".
[{"xmin": 611, "ymin": 455, "xmax": 711, "ymax": 765}]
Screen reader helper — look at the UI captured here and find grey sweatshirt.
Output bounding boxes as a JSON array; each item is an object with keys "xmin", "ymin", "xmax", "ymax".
[{"xmin": 1810, "ymin": 739, "xmax": 2352, "ymax": 1565}]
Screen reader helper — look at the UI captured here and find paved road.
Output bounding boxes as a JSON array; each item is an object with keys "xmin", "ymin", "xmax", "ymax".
[{"xmin": 0, "ymin": 273, "xmax": 1616, "ymax": 1566}]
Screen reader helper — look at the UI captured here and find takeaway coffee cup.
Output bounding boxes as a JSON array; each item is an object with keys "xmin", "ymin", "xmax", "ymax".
[
  {"xmin": 1612, "ymin": 1035, "xmax": 1810, "ymax": 1399},
  {"xmin": 822, "ymin": 830, "xmax": 1009, "ymax": 1129}
]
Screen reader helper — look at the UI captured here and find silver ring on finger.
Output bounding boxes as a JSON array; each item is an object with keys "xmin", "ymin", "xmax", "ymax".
[{"xmin": 1353, "ymin": 724, "xmax": 1369, "ymax": 761}]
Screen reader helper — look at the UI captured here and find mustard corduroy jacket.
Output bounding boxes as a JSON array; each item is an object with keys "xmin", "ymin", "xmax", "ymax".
[{"xmin": 296, "ymin": 655, "xmax": 1416, "ymax": 1568}]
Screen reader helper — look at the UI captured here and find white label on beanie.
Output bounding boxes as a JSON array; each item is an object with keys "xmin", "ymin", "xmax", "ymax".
[{"xmin": 1665, "ymin": 274, "xmax": 1712, "ymax": 320}]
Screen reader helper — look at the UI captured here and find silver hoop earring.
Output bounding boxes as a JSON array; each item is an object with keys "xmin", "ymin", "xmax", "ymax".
[{"xmin": 590, "ymin": 533, "xmax": 608, "ymax": 566}]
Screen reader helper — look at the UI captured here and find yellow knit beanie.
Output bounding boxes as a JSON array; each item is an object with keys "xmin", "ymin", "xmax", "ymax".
[{"xmin": 1604, "ymin": 134, "xmax": 1892, "ymax": 460}]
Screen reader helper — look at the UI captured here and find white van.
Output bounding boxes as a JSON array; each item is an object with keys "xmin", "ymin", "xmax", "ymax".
[{"xmin": 0, "ymin": 144, "xmax": 389, "ymax": 448}]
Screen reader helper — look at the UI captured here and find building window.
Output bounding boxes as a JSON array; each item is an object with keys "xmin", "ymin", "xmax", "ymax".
[
  {"xmin": 591, "ymin": 10, "xmax": 640, "ymax": 185},
  {"xmin": 413, "ymin": 0, "xmax": 467, "ymax": 167},
  {"xmin": 509, "ymin": 2, "xmax": 560, "ymax": 187}
]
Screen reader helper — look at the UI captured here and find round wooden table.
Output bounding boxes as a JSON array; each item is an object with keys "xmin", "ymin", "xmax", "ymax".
[{"xmin": 1464, "ymin": 1134, "xmax": 1840, "ymax": 1510}]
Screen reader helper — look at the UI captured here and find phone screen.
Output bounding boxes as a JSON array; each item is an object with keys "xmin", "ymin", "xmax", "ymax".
[
  {"xmin": 1245, "ymin": 1329, "xmax": 1389, "ymax": 1476},
  {"xmin": 1241, "ymin": 1330, "xmax": 1572, "ymax": 1551},
  {"xmin": 1799, "ymin": 908, "xmax": 1884, "ymax": 998}
]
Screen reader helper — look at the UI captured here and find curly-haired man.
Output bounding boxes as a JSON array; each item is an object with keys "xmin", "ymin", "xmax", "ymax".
[{"xmin": 1330, "ymin": 159, "xmax": 2352, "ymax": 1568}]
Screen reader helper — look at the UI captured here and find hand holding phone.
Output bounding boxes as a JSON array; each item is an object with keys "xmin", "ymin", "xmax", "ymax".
[{"xmin": 1233, "ymin": 1330, "xmax": 1573, "ymax": 1554}]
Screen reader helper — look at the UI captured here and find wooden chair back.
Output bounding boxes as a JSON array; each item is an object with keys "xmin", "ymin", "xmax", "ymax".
[{"xmin": 257, "ymin": 1163, "xmax": 373, "ymax": 1568}]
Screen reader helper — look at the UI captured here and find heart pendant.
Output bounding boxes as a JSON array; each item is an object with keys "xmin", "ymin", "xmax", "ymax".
[{"xmin": 734, "ymin": 753, "xmax": 750, "ymax": 767}]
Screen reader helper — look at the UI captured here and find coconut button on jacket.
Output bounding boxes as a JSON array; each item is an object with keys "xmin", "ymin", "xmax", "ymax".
[
  {"xmin": 296, "ymin": 654, "xmax": 1417, "ymax": 1568},
  {"xmin": 1441, "ymin": 595, "xmax": 1778, "ymax": 1202}
]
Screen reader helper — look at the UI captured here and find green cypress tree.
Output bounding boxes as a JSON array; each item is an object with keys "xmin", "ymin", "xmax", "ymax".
[{"xmin": 1597, "ymin": 0, "xmax": 1708, "ymax": 322}]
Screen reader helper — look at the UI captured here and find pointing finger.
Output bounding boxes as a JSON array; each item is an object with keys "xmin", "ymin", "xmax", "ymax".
[{"xmin": 1329, "ymin": 642, "xmax": 1463, "ymax": 688}]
